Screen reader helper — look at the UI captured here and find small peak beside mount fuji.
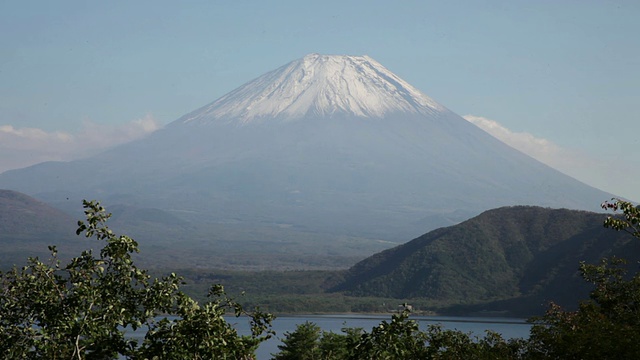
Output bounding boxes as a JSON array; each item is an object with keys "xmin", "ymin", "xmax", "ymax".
[{"xmin": 177, "ymin": 54, "xmax": 448, "ymax": 125}]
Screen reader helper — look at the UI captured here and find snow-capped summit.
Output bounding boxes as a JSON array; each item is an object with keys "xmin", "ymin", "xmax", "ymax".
[{"xmin": 177, "ymin": 53, "xmax": 446, "ymax": 125}]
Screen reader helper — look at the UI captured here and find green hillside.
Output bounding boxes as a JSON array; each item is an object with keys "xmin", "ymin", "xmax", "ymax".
[{"xmin": 330, "ymin": 206, "xmax": 640, "ymax": 311}]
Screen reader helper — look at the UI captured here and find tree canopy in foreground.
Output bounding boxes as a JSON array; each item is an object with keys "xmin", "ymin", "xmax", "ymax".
[{"xmin": 0, "ymin": 200, "xmax": 273, "ymax": 359}]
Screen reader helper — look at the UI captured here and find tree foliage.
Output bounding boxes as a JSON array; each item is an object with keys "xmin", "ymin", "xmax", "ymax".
[
  {"xmin": 0, "ymin": 200, "xmax": 273, "ymax": 359},
  {"xmin": 273, "ymin": 321, "xmax": 322, "ymax": 360},
  {"xmin": 602, "ymin": 198, "xmax": 640, "ymax": 237},
  {"xmin": 274, "ymin": 310, "xmax": 527, "ymax": 360},
  {"xmin": 525, "ymin": 198, "xmax": 640, "ymax": 359},
  {"xmin": 527, "ymin": 257, "xmax": 640, "ymax": 359}
]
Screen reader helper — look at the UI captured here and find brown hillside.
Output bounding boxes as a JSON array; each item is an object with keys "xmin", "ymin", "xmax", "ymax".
[{"xmin": 0, "ymin": 190, "xmax": 79, "ymax": 267}]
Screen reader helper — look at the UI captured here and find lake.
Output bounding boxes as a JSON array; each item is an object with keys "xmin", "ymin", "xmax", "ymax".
[{"xmin": 230, "ymin": 314, "xmax": 532, "ymax": 359}]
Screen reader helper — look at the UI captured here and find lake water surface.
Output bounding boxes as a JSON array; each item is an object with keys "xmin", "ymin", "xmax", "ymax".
[{"xmin": 231, "ymin": 314, "xmax": 532, "ymax": 360}]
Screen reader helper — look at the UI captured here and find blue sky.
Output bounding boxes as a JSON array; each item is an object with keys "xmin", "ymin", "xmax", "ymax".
[{"xmin": 1, "ymin": 1, "xmax": 639, "ymax": 201}]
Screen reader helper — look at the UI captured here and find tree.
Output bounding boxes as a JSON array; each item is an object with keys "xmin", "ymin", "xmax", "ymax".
[
  {"xmin": 527, "ymin": 258, "xmax": 640, "ymax": 359},
  {"xmin": 602, "ymin": 198, "xmax": 640, "ymax": 237},
  {"xmin": 353, "ymin": 309, "xmax": 430, "ymax": 359},
  {"xmin": 273, "ymin": 309, "xmax": 527, "ymax": 360},
  {"xmin": 274, "ymin": 322, "xmax": 362, "ymax": 360},
  {"xmin": 0, "ymin": 200, "xmax": 273, "ymax": 359},
  {"xmin": 273, "ymin": 321, "xmax": 322, "ymax": 360},
  {"xmin": 527, "ymin": 198, "xmax": 640, "ymax": 359},
  {"xmin": 353, "ymin": 309, "xmax": 525, "ymax": 360},
  {"xmin": 318, "ymin": 328, "xmax": 361, "ymax": 360}
]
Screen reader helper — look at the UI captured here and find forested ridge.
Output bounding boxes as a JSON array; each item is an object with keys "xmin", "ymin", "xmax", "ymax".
[{"xmin": 332, "ymin": 206, "xmax": 640, "ymax": 311}]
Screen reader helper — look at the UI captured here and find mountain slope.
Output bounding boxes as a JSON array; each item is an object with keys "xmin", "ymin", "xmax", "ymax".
[
  {"xmin": 0, "ymin": 189, "xmax": 73, "ymax": 236},
  {"xmin": 0, "ymin": 190, "xmax": 81, "ymax": 266},
  {"xmin": 0, "ymin": 54, "xmax": 614, "ymax": 261},
  {"xmin": 331, "ymin": 206, "xmax": 640, "ymax": 309}
]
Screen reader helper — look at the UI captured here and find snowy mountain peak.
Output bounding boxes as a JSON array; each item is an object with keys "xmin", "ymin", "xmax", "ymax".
[{"xmin": 178, "ymin": 54, "xmax": 447, "ymax": 125}]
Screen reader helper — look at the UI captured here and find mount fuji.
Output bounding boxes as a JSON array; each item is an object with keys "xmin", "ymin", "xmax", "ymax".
[{"xmin": 0, "ymin": 54, "xmax": 612, "ymax": 266}]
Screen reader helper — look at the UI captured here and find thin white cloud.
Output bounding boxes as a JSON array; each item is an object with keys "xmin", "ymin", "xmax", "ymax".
[
  {"xmin": 75, "ymin": 114, "xmax": 162, "ymax": 150},
  {"xmin": 463, "ymin": 115, "xmax": 569, "ymax": 164},
  {"xmin": 463, "ymin": 114, "xmax": 639, "ymax": 201},
  {"xmin": 0, "ymin": 114, "xmax": 162, "ymax": 173}
]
